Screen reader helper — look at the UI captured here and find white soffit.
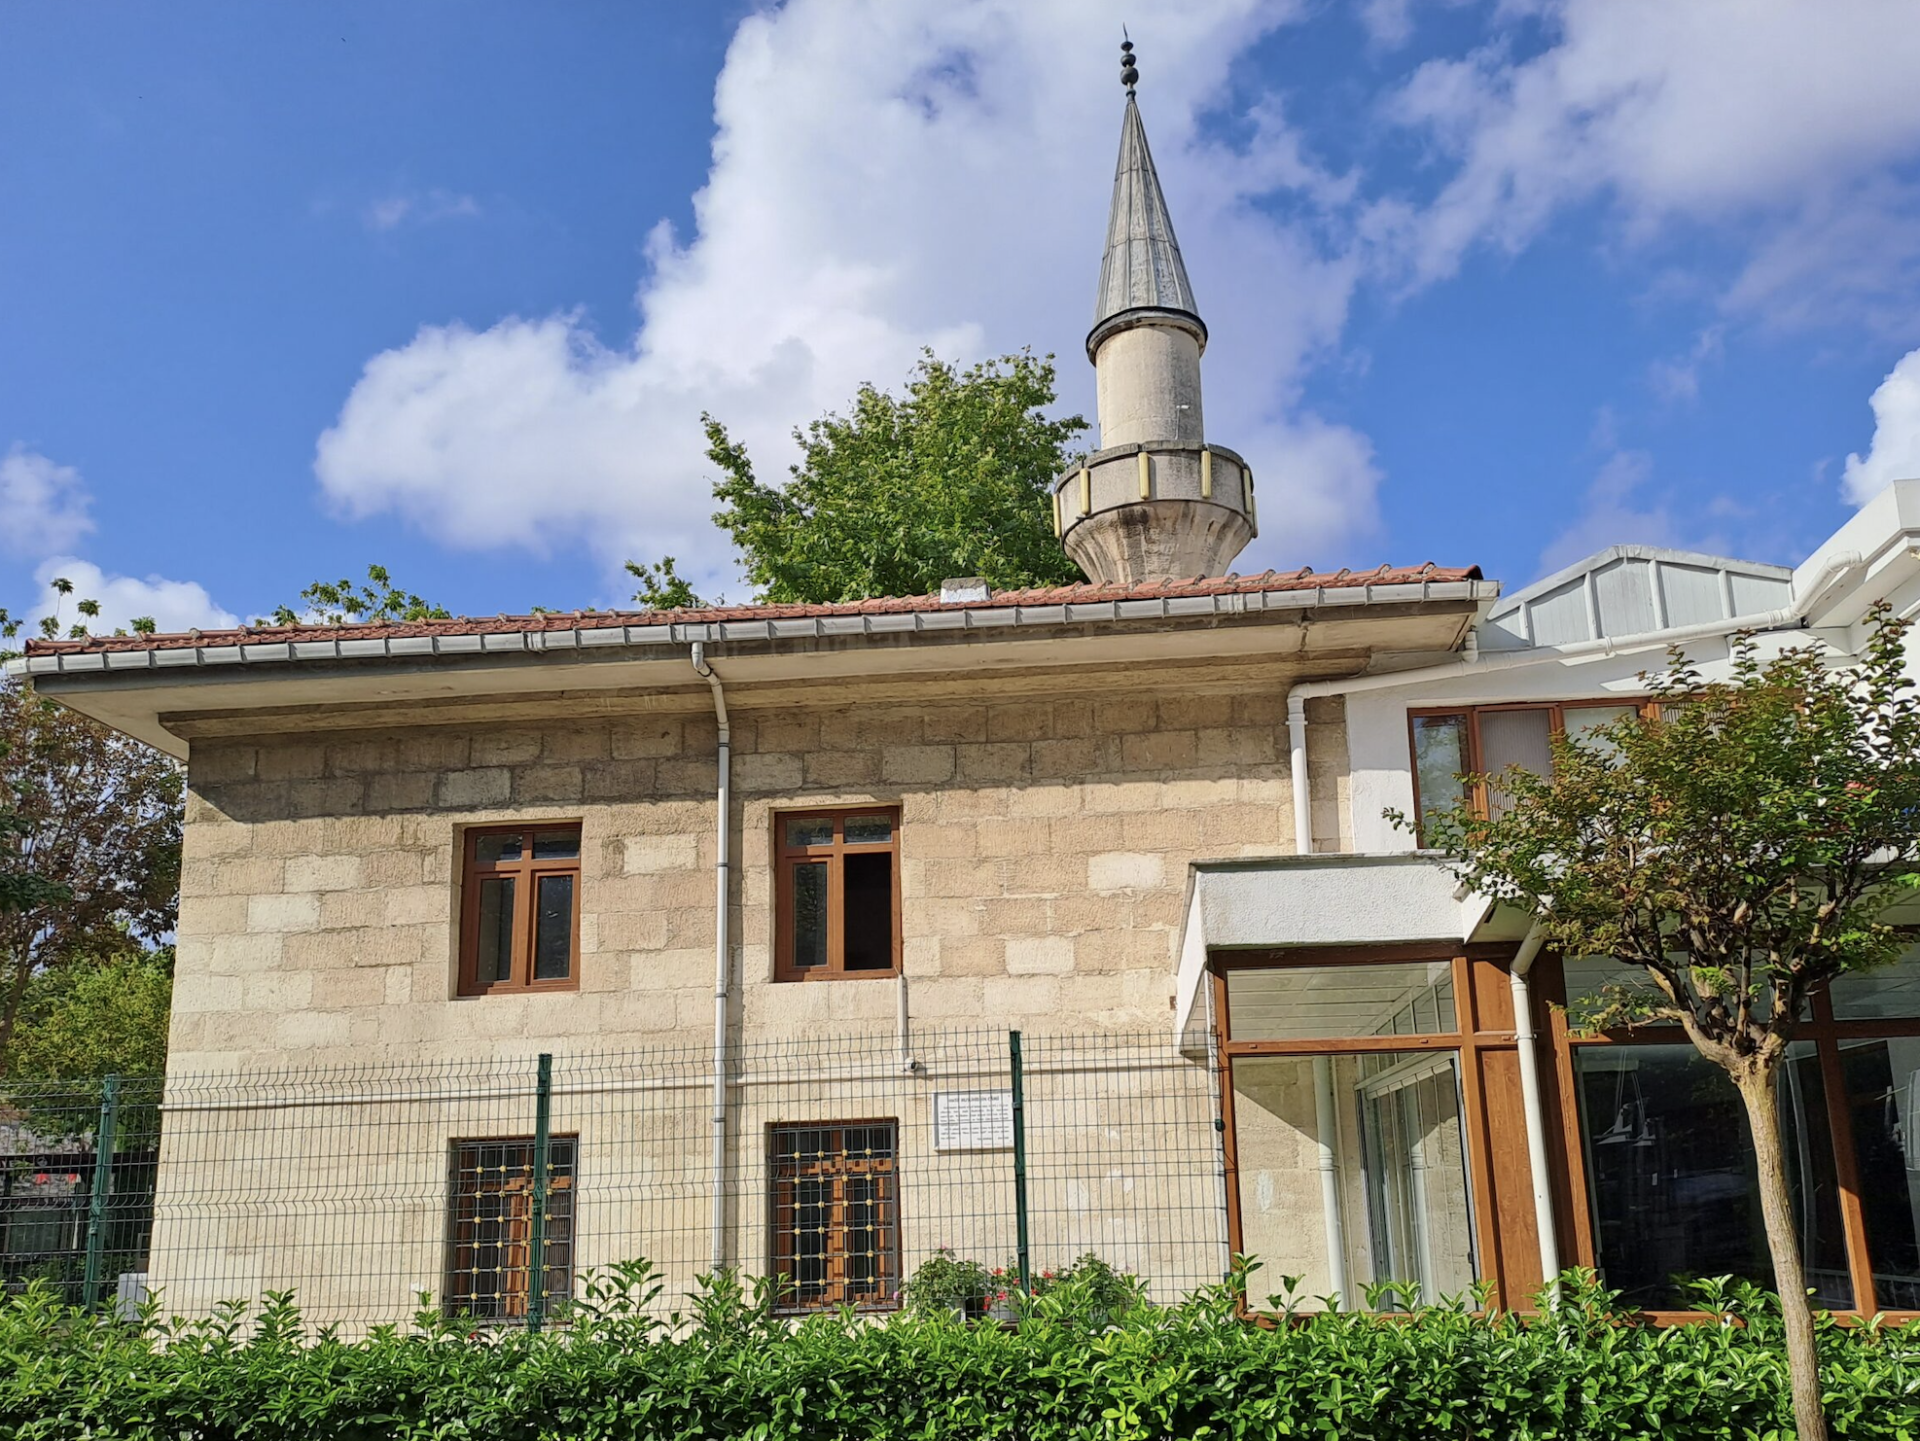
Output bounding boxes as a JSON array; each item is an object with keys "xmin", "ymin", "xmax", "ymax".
[{"xmin": 1172, "ymin": 854, "xmax": 1479, "ymax": 1043}]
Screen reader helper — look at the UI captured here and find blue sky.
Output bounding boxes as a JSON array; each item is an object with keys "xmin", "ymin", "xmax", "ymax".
[{"xmin": 6, "ymin": 1, "xmax": 1920, "ymax": 632}]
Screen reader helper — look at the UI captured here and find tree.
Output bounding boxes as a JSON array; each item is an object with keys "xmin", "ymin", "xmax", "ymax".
[
  {"xmin": 4, "ymin": 947, "xmax": 173, "ymax": 1087},
  {"xmin": 267, "ymin": 564, "xmax": 451, "ymax": 626},
  {"xmin": 624, "ymin": 556, "xmax": 706, "ymax": 611},
  {"xmin": 1407, "ymin": 609, "xmax": 1920, "ymax": 1441},
  {"xmin": 0, "ymin": 682, "xmax": 182, "ymax": 1071},
  {"xmin": 691, "ymin": 349, "xmax": 1087, "ymax": 605}
]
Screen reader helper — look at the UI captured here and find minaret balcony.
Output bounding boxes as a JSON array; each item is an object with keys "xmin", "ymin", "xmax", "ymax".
[{"xmin": 1052, "ymin": 441, "xmax": 1257, "ymax": 586}]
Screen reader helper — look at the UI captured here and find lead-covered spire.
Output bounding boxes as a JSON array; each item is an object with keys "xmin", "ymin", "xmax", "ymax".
[
  {"xmin": 1091, "ymin": 40, "xmax": 1203, "ymax": 358},
  {"xmin": 1054, "ymin": 36, "xmax": 1252, "ymax": 587}
]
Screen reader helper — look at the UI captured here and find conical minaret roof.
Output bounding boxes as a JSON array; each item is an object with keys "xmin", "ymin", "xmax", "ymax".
[{"xmin": 1091, "ymin": 91, "xmax": 1204, "ymax": 356}]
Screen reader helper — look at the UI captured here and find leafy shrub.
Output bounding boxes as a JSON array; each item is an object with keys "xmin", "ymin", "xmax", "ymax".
[{"xmin": 7, "ymin": 1259, "xmax": 1920, "ymax": 1439}]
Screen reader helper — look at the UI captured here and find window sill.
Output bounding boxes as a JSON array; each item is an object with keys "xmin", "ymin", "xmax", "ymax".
[{"xmin": 773, "ymin": 968, "xmax": 902, "ymax": 983}]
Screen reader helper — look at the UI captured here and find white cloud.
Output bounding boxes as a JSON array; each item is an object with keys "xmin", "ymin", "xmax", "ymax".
[
  {"xmin": 315, "ymin": 0, "xmax": 1387, "ymax": 594},
  {"xmin": 1646, "ymin": 327, "xmax": 1723, "ymax": 406},
  {"xmin": 1842, "ymin": 347, "xmax": 1920, "ymax": 505},
  {"xmin": 0, "ymin": 448, "xmax": 237, "ymax": 637},
  {"xmin": 0, "ymin": 446, "xmax": 93, "ymax": 559},
  {"xmin": 1384, "ymin": 0, "xmax": 1920, "ymax": 323},
  {"xmin": 363, "ymin": 189, "xmax": 482, "ymax": 233},
  {"xmin": 27, "ymin": 560, "xmax": 238, "ymax": 637}
]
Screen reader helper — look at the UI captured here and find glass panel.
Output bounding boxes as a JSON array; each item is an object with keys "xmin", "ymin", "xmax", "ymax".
[
  {"xmin": 1411, "ymin": 714, "xmax": 1470, "ymax": 838},
  {"xmin": 845, "ymin": 1174, "xmax": 881, "ymax": 1296},
  {"xmin": 790, "ymin": 862, "xmax": 829, "ymax": 969},
  {"xmin": 1564, "ymin": 955, "xmax": 1808, "ymax": 1025},
  {"xmin": 1563, "ymin": 704, "xmax": 1638, "ymax": 756},
  {"xmin": 785, "ymin": 816, "xmax": 834, "ymax": 848},
  {"xmin": 1837, "ymin": 1037, "xmax": 1920, "ymax": 1309},
  {"xmin": 533, "ymin": 874, "xmax": 574, "ymax": 980},
  {"xmin": 1232, "ymin": 1051, "xmax": 1478, "ymax": 1311},
  {"xmin": 795, "ymin": 1177, "xmax": 829, "ymax": 1301},
  {"xmin": 475, "ymin": 833, "xmax": 523, "ymax": 864},
  {"xmin": 532, "ymin": 828, "xmax": 580, "ymax": 860},
  {"xmin": 1574, "ymin": 1043, "xmax": 1850, "ymax": 1309},
  {"xmin": 844, "ymin": 814, "xmax": 894, "ymax": 844},
  {"xmin": 1479, "ymin": 709, "xmax": 1554, "ymax": 820},
  {"xmin": 843, "ymin": 852, "xmax": 894, "ymax": 971},
  {"xmin": 475, "ymin": 876, "xmax": 515, "ymax": 984},
  {"xmin": 1830, "ymin": 947, "xmax": 1920, "ymax": 1020},
  {"xmin": 1226, "ymin": 962, "xmax": 1457, "ymax": 1041},
  {"xmin": 1561, "ymin": 956, "xmax": 1651, "ymax": 1016}
]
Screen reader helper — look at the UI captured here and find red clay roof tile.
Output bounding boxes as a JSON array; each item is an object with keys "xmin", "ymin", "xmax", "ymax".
[{"xmin": 23, "ymin": 564, "xmax": 1483, "ymax": 657}]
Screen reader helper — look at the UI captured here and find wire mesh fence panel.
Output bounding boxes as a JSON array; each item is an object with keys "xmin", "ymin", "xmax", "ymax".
[
  {"xmin": 1019, "ymin": 1031, "xmax": 1229, "ymax": 1302},
  {"xmin": 0, "ymin": 1077, "xmax": 163, "ymax": 1315},
  {"xmin": 0, "ymin": 1027, "xmax": 1229, "ymax": 1331}
]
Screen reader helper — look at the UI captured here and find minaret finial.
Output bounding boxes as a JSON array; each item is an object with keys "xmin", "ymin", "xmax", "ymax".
[{"xmin": 1120, "ymin": 33, "xmax": 1138, "ymax": 94}]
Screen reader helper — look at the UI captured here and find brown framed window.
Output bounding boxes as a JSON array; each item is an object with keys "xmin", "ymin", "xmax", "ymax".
[
  {"xmin": 774, "ymin": 809, "xmax": 900, "ymax": 981},
  {"xmin": 445, "ymin": 1135, "xmax": 576, "ymax": 1321},
  {"xmin": 459, "ymin": 824, "xmax": 582, "ymax": 995},
  {"xmin": 1213, "ymin": 950, "xmax": 1484, "ymax": 1313},
  {"xmin": 769, "ymin": 1121, "xmax": 898, "ymax": 1311},
  {"xmin": 1552, "ymin": 945, "xmax": 1920, "ymax": 1317},
  {"xmin": 1408, "ymin": 701, "xmax": 1657, "ymax": 839}
]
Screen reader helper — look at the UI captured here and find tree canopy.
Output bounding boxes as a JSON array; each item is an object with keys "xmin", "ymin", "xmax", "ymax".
[
  {"xmin": 4, "ymin": 947, "xmax": 173, "ymax": 1088},
  {"xmin": 0, "ymin": 682, "xmax": 182, "ymax": 1071},
  {"xmin": 1405, "ymin": 608, "xmax": 1920, "ymax": 1441},
  {"xmin": 686, "ymin": 350, "xmax": 1087, "ymax": 606},
  {"xmin": 267, "ymin": 564, "xmax": 451, "ymax": 627}
]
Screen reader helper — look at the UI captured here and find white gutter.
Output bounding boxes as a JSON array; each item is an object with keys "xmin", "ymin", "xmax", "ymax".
[
  {"xmin": 1281, "ymin": 552, "xmax": 1863, "ymax": 853},
  {"xmin": 6, "ymin": 576, "xmax": 1496, "ymax": 680},
  {"xmin": 1506, "ymin": 918, "xmax": 1560, "ymax": 1306},
  {"xmin": 690, "ymin": 643, "xmax": 731, "ymax": 1272}
]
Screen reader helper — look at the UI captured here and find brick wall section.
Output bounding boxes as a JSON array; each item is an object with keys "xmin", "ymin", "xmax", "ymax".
[{"xmin": 169, "ymin": 678, "xmax": 1350, "ymax": 1071}]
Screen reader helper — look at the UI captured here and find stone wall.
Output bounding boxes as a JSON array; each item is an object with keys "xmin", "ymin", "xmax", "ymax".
[
  {"xmin": 169, "ymin": 669, "xmax": 1351, "ymax": 1073},
  {"xmin": 153, "ymin": 664, "xmax": 1347, "ymax": 1321}
]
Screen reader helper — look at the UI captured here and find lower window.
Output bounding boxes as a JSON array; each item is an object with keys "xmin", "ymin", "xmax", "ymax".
[
  {"xmin": 769, "ymin": 1121, "xmax": 898, "ymax": 1310},
  {"xmin": 1232, "ymin": 1051, "xmax": 1480, "ymax": 1310},
  {"xmin": 445, "ymin": 1136, "xmax": 576, "ymax": 1321}
]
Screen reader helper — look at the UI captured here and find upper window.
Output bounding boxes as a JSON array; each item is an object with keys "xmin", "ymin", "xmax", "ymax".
[
  {"xmin": 1409, "ymin": 701, "xmax": 1655, "ymax": 837},
  {"xmin": 775, "ymin": 809, "xmax": 900, "ymax": 981},
  {"xmin": 459, "ymin": 824, "xmax": 582, "ymax": 996}
]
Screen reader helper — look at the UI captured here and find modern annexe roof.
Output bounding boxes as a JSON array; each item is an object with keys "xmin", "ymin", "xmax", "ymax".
[{"xmin": 9, "ymin": 565, "xmax": 1493, "ymax": 758}]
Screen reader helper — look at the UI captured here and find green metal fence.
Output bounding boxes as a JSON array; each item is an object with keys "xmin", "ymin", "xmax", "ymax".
[{"xmin": 0, "ymin": 1028, "xmax": 1227, "ymax": 1330}]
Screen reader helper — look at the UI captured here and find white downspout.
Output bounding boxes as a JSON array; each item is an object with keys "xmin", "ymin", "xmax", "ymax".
[
  {"xmin": 1312, "ymin": 1056, "xmax": 1350, "ymax": 1309},
  {"xmin": 1280, "ymin": 551, "xmax": 1863, "ymax": 857},
  {"xmin": 690, "ymin": 642, "xmax": 731, "ymax": 1272},
  {"xmin": 1507, "ymin": 918, "xmax": 1561, "ymax": 1304},
  {"xmin": 1288, "ymin": 695, "xmax": 1312, "ymax": 856}
]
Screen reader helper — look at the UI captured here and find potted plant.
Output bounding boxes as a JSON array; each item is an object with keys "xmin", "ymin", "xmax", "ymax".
[{"xmin": 900, "ymin": 1248, "xmax": 996, "ymax": 1321}]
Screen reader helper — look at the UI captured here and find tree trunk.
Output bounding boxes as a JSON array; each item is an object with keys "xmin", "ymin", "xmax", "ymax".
[{"xmin": 1736, "ymin": 1068, "xmax": 1829, "ymax": 1441}]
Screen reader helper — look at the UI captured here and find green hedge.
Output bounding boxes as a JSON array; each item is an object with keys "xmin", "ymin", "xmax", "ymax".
[{"xmin": 6, "ymin": 1264, "xmax": 1920, "ymax": 1440}]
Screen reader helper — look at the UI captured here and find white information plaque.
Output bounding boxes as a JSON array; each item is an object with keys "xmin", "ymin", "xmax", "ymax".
[{"xmin": 932, "ymin": 1089, "xmax": 1015, "ymax": 1151}]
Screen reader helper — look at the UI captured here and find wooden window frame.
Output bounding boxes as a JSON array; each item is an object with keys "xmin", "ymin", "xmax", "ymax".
[
  {"xmin": 767, "ymin": 1119, "xmax": 900, "ymax": 1313},
  {"xmin": 1211, "ymin": 947, "xmax": 1506, "ymax": 1313},
  {"xmin": 773, "ymin": 807, "xmax": 902, "ymax": 982},
  {"xmin": 1407, "ymin": 699, "xmax": 1661, "ymax": 839},
  {"xmin": 1543, "ymin": 952, "xmax": 1920, "ymax": 1322},
  {"xmin": 444, "ymin": 1134, "xmax": 577, "ymax": 1323},
  {"xmin": 457, "ymin": 823, "xmax": 583, "ymax": 997}
]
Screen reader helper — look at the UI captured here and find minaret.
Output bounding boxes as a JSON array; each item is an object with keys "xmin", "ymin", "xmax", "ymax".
[{"xmin": 1054, "ymin": 39, "xmax": 1255, "ymax": 585}]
